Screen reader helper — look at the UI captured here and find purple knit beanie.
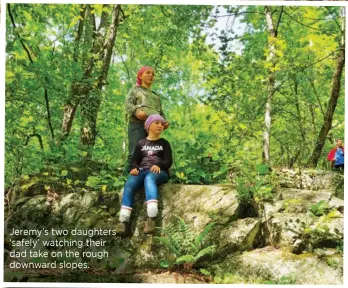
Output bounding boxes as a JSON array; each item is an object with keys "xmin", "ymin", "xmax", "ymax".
[{"xmin": 145, "ymin": 114, "xmax": 165, "ymax": 131}]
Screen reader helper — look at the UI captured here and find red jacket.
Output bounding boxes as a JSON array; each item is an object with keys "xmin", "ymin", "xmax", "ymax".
[{"xmin": 327, "ymin": 147, "xmax": 344, "ymax": 161}]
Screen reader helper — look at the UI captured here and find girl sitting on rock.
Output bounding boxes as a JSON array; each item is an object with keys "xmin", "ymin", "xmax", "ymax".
[{"xmin": 116, "ymin": 114, "xmax": 172, "ymax": 236}]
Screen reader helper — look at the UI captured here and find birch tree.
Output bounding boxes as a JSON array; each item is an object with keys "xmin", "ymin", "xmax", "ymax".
[{"xmin": 263, "ymin": 6, "xmax": 283, "ymax": 165}]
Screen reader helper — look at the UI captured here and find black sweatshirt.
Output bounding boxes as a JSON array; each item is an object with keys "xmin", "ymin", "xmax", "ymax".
[{"xmin": 130, "ymin": 138, "xmax": 173, "ymax": 175}]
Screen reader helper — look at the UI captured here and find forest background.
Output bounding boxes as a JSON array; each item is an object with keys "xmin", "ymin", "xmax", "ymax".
[{"xmin": 4, "ymin": 4, "xmax": 345, "ymax": 190}]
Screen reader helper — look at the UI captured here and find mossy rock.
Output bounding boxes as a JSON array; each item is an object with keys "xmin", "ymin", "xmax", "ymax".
[
  {"xmin": 6, "ymin": 159, "xmax": 117, "ymax": 206},
  {"xmin": 210, "ymin": 247, "xmax": 343, "ymax": 284}
]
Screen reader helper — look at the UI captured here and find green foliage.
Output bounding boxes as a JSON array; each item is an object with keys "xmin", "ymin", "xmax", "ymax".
[
  {"xmin": 263, "ymin": 275, "xmax": 296, "ymax": 285},
  {"xmin": 301, "ymin": 208, "xmax": 342, "ymax": 252},
  {"xmin": 256, "ymin": 164, "xmax": 270, "ymax": 175},
  {"xmin": 166, "ymin": 105, "xmax": 231, "ymax": 184},
  {"xmin": 199, "ymin": 268, "xmax": 211, "ymax": 276},
  {"xmin": 336, "ymin": 240, "xmax": 343, "ymax": 253},
  {"xmin": 4, "ymin": 5, "xmax": 345, "ymax": 284},
  {"xmin": 309, "ymin": 200, "xmax": 331, "ymax": 217},
  {"xmin": 85, "ymin": 171, "xmax": 124, "ymax": 192},
  {"xmin": 235, "ymin": 177, "xmax": 254, "ymax": 205},
  {"xmin": 5, "ymin": 4, "xmax": 344, "ymax": 188},
  {"xmin": 205, "ymin": 6, "xmax": 344, "ymax": 169},
  {"xmin": 283, "ymin": 198, "xmax": 303, "ymax": 212},
  {"xmin": 308, "ymin": 200, "xmax": 341, "ymax": 219},
  {"xmin": 155, "ymin": 215, "xmax": 215, "ymax": 268},
  {"xmin": 325, "ymin": 257, "xmax": 341, "ymax": 270},
  {"xmin": 105, "ymin": 257, "xmax": 125, "ymax": 269},
  {"xmin": 213, "ymin": 272, "xmax": 266, "ymax": 284},
  {"xmin": 159, "ymin": 259, "xmax": 169, "ymax": 268},
  {"xmin": 234, "ymin": 161, "xmax": 276, "ymax": 204},
  {"xmin": 213, "ymin": 273, "xmax": 245, "ymax": 284}
]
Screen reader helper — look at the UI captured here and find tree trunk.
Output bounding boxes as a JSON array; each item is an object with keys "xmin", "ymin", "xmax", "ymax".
[
  {"xmin": 293, "ymin": 79, "xmax": 306, "ymax": 143},
  {"xmin": 80, "ymin": 91, "xmax": 101, "ymax": 150},
  {"xmin": 79, "ymin": 4, "xmax": 122, "ymax": 151},
  {"xmin": 263, "ymin": 6, "xmax": 278, "ymax": 165},
  {"xmin": 288, "ymin": 149, "xmax": 300, "ymax": 169},
  {"xmin": 59, "ymin": 4, "xmax": 122, "ymax": 151},
  {"xmin": 308, "ymin": 44, "xmax": 345, "ymax": 167},
  {"xmin": 308, "ymin": 7, "xmax": 345, "ymax": 167},
  {"xmin": 60, "ymin": 5, "xmax": 90, "ymax": 142}
]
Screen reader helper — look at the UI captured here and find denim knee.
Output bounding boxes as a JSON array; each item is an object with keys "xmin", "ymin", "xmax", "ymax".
[{"xmin": 121, "ymin": 174, "xmax": 144, "ymax": 207}]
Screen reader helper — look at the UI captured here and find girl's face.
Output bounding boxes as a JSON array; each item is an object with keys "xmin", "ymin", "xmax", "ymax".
[
  {"xmin": 148, "ymin": 120, "xmax": 164, "ymax": 135},
  {"xmin": 140, "ymin": 69, "xmax": 155, "ymax": 86}
]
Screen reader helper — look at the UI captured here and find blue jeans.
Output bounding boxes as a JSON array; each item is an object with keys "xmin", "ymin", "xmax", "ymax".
[{"xmin": 121, "ymin": 169, "xmax": 168, "ymax": 208}]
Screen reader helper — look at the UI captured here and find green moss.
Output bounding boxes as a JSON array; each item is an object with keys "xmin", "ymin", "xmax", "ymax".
[
  {"xmin": 3, "ymin": 270, "xmax": 27, "ymax": 282},
  {"xmin": 20, "ymin": 176, "xmax": 40, "ymax": 191},
  {"xmin": 191, "ymin": 187, "xmax": 211, "ymax": 202},
  {"xmin": 324, "ymin": 256, "xmax": 342, "ymax": 270},
  {"xmin": 212, "ymin": 270, "xmax": 292, "ymax": 284},
  {"xmin": 281, "ymin": 251, "xmax": 315, "ymax": 261},
  {"xmin": 283, "ymin": 198, "xmax": 303, "ymax": 212}
]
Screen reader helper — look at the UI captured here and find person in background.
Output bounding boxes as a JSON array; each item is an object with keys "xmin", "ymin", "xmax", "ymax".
[
  {"xmin": 123, "ymin": 66, "xmax": 169, "ymax": 175},
  {"xmin": 116, "ymin": 114, "xmax": 172, "ymax": 236},
  {"xmin": 327, "ymin": 139, "xmax": 344, "ymax": 171}
]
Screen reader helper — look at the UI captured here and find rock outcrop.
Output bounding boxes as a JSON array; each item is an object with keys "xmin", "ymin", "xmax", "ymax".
[{"xmin": 4, "ymin": 169, "xmax": 344, "ymax": 284}]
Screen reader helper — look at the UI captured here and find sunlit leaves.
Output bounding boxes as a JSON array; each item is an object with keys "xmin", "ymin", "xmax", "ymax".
[
  {"xmin": 4, "ymin": 4, "xmax": 344, "ymax": 187},
  {"xmin": 206, "ymin": 6, "xmax": 344, "ymax": 168}
]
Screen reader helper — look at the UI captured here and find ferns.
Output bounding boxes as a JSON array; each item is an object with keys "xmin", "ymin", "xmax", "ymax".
[
  {"xmin": 195, "ymin": 245, "xmax": 216, "ymax": 260},
  {"xmin": 155, "ymin": 236, "xmax": 180, "ymax": 256},
  {"xmin": 195, "ymin": 222, "xmax": 214, "ymax": 249},
  {"xmin": 155, "ymin": 215, "xmax": 216, "ymax": 268},
  {"xmin": 175, "ymin": 255, "xmax": 196, "ymax": 264}
]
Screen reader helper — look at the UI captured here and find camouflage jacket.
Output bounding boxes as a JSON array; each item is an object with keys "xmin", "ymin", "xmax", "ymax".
[{"xmin": 125, "ymin": 86, "xmax": 165, "ymax": 123}]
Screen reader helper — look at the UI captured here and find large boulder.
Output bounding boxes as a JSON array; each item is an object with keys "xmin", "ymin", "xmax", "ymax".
[
  {"xmin": 308, "ymin": 216, "xmax": 344, "ymax": 248},
  {"xmin": 121, "ymin": 184, "xmax": 242, "ymax": 270},
  {"xmin": 118, "ymin": 273, "xmax": 207, "ymax": 283},
  {"xmin": 253, "ymin": 185, "xmax": 343, "ymax": 253},
  {"xmin": 256, "ymin": 210, "xmax": 343, "ymax": 253},
  {"xmin": 5, "ymin": 184, "xmax": 242, "ymax": 272},
  {"xmin": 257, "ymin": 187, "xmax": 341, "ymax": 222},
  {"xmin": 277, "ymin": 169, "xmax": 343, "ymax": 195},
  {"xmin": 210, "ymin": 247, "xmax": 343, "ymax": 284},
  {"xmin": 210, "ymin": 218, "xmax": 261, "ymax": 256},
  {"xmin": 161, "ymin": 184, "xmax": 239, "ymax": 219},
  {"xmin": 4, "ymin": 170, "xmax": 344, "ymax": 284},
  {"xmin": 264, "ymin": 213, "xmax": 313, "ymax": 251},
  {"xmin": 311, "ymin": 171, "xmax": 344, "ymax": 192}
]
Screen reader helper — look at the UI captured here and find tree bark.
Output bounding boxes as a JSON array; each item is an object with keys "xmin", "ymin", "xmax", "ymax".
[
  {"xmin": 44, "ymin": 89, "xmax": 54, "ymax": 139},
  {"xmin": 308, "ymin": 44, "xmax": 345, "ymax": 167},
  {"xmin": 79, "ymin": 4, "xmax": 122, "ymax": 150},
  {"xmin": 59, "ymin": 4, "xmax": 122, "ymax": 150},
  {"xmin": 73, "ymin": 5, "xmax": 86, "ymax": 62},
  {"xmin": 293, "ymin": 79, "xmax": 306, "ymax": 143},
  {"xmin": 59, "ymin": 5, "xmax": 89, "ymax": 142},
  {"xmin": 263, "ymin": 6, "xmax": 279, "ymax": 165}
]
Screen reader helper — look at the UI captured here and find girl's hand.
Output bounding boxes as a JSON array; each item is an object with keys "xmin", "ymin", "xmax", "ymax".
[
  {"xmin": 136, "ymin": 110, "xmax": 147, "ymax": 120},
  {"xmin": 150, "ymin": 165, "xmax": 161, "ymax": 174},
  {"xmin": 130, "ymin": 168, "xmax": 139, "ymax": 175}
]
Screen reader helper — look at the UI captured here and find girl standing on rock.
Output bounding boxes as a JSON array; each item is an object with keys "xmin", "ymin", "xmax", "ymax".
[
  {"xmin": 116, "ymin": 114, "xmax": 172, "ymax": 236},
  {"xmin": 124, "ymin": 66, "xmax": 169, "ymax": 175}
]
